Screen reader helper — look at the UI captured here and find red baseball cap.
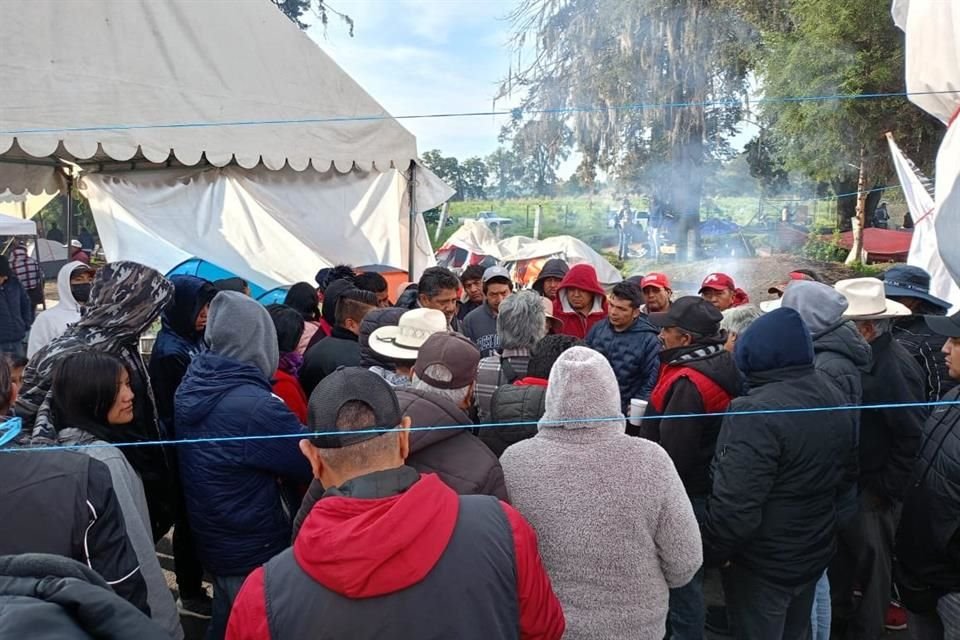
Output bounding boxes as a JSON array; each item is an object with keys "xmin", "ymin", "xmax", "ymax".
[
  {"xmin": 641, "ymin": 272, "xmax": 671, "ymax": 290},
  {"xmin": 699, "ymin": 273, "xmax": 735, "ymax": 293},
  {"xmin": 767, "ymin": 271, "xmax": 814, "ymax": 295}
]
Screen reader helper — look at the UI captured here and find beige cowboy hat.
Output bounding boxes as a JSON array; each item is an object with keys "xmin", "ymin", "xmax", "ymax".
[
  {"xmin": 540, "ymin": 297, "xmax": 563, "ymax": 332},
  {"xmin": 836, "ymin": 278, "xmax": 912, "ymax": 319},
  {"xmin": 370, "ymin": 308, "xmax": 448, "ymax": 361}
]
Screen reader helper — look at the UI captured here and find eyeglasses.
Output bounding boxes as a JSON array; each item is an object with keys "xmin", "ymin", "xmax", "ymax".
[{"xmin": 0, "ymin": 416, "xmax": 23, "ymax": 448}]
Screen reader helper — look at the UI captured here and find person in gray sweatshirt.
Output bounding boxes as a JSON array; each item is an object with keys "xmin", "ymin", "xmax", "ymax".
[
  {"xmin": 501, "ymin": 346, "xmax": 702, "ymax": 640},
  {"xmin": 50, "ymin": 351, "xmax": 183, "ymax": 639}
]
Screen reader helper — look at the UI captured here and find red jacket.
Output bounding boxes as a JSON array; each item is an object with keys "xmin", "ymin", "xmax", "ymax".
[
  {"xmin": 271, "ymin": 369, "xmax": 308, "ymax": 423},
  {"xmin": 552, "ymin": 264, "xmax": 609, "ymax": 339},
  {"xmin": 226, "ymin": 473, "xmax": 565, "ymax": 640}
]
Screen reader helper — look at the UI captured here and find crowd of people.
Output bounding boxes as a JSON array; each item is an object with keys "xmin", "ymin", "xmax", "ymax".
[{"xmin": 0, "ymin": 252, "xmax": 958, "ymax": 640}]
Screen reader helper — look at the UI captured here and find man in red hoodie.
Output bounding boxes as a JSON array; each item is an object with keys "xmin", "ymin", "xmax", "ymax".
[
  {"xmin": 552, "ymin": 263, "xmax": 609, "ymax": 339},
  {"xmin": 226, "ymin": 367, "xmax": 565, "ymax": 640}
]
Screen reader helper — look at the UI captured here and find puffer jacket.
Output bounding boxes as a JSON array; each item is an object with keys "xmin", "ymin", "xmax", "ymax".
[
  {"xmin": 553, "ymin": 264, "xmax": 609, "ymax": 339},
  {"xmin": 175, "ymin": 352, "xmax": 313, "ymax": 576},
  {"xmin": 896, "ymin": 387, "xmax": 960, "ymax": 594},
  {"xmin": 485, "ymin": 377, "xmax": 546, "ymax": 457},
  {"xmin": 587, "ymin": 315, "xmax": 661, "ymax": 413},
  {"xmin": 0, "ymin": 554, "xmax": 167, "ymax": 640},
  {"xmin": 812, "ymin": 320, "xmax": 872, "ymax": 405},
  {"xmin": 399, "ymin": 387, "xmax": 508, "ymax": 501},
  {"xmin": 704, "ymin": 365, "xmax": 858, "ymax": 585},
  {"xmin": 894, "ymin": 315, "xmax": 958, "ymax": 402}
]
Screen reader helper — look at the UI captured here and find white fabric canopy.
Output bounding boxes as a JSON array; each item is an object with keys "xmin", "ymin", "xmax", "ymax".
[
  {"xmin": 441, "ymin": 220, "xmax": 623, "ymax": 287},
  {"xmin": 893, "ymin": 0, "xmax": 960, "ymax": 289},
  {"xmin": 0, "ymin": 215, "xmax": 36, "ymax": 236},
  {"xmin": 82, "ymin": 166, "xmax": 449, "ymax": 288},
  {"xmin": 0, "ymin": 0, "xmax": 416, "ymax": 186}
]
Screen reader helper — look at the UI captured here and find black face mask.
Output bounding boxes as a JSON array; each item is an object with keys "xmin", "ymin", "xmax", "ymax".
[{"xmin": 70, "ymin": 282, "xmax": 92, "ymax": 304}]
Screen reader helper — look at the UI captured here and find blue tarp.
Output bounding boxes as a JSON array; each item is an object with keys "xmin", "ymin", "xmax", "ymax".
[{"xmin": 166, "ymin": 258, "xmax": 289, "ymax": 305}]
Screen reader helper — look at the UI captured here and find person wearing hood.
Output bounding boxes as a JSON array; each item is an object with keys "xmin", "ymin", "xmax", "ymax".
[
  {"xmin": 486, "ymin": 334, "xmax": 584, "ymax": 457},
  {"xmin": 146, "ymin": 274, "xmax": 217, "ymax": 618},
  {"xmin": 533, "ymin": 258, "xmax": 569, "ymax": 301},
  {"xmin": 895, "ymin": 310, "xmax": 960, "ymax": 637},
  {"xmin": 830, "ymin": 278, "xmax": 926, "ymax": 640},
  {"xmin": 26, "ymin": 261, "xmax": 95, "ymax": 358},
  {"xmin": 51, "ymin": 351, "xmax": 183, "ymax": 639},
  {"xmin": 293, "ymin": 333, "xmax": 508, "ymax": 538},
  {"xmin": 587, "ymin": 281, "xmax": 661, "ymax": 414},
  {"xmin": 475, "ymin": 290, "xmax": 545, "ymax": 423},
  {"xmin": 358, "ymin": 307, "xmax": 412, "ymax": 386},
  {"xmin": 266, "ymin": 304, "xmax": 309, "ymax": 422},
  {"xmin": 299, "ymin": 287, "xmax": 377, "ymax": 396},
  {"xmin": 639, "ymin": 296, "xmax": 743, "ymax": 640},
  {"xmin": 228, "ymin": 367, "xmax": 565, "ymax": 640},
  {"xmin": 553, "ymin": 263, "xmax": 609, "ymax": 339},
  {"xmin": 703, "ymin": 308, "xmax": 858, "ymax": 640},
  {"xmin": 0, "ymin": 356, "xmax": 149, "ymax": 615},
  {"xmin": 501, "ymin": 346, "xmax": 702, "ymax": 640},
  {"xmin": 0, "ymin": 256, "xmax": 32, "ymax": 358},
  {"xmin": 882, "ymin": 265, "xmax": 957, "ymax": 401},
  {"xmin": 0, "ymin": 554, "xmax": 168, "ymax": 640},
  {"xmin": 17, "ymin": 261, "xmax": 176, "ymax": 539},
  {"xmin": 175, "ymin": 291, "xmax": 313, "ymax": 640}
]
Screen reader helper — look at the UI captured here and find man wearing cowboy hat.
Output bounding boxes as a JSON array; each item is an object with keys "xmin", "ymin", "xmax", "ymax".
[
  {"xmin": 831, "ymin": 278, "xmax": 927, "ymax": 640},
  {"xmin": 882, "ymin": 265, "xmax": 957, "ymax": 401}
]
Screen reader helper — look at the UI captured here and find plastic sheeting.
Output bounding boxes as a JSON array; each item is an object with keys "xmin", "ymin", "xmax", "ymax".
[
  {"xmin": 82, "ymin": 166, "xmax": 447, "ymax": 290},
  {"xmin": 439, "ymin": 220, "xmax": 623, "ymax": 287},
  {"xmin": 888, "ymin": 134, "xmax": 960, "ymax": 311},
  {"xmin": 0, "ymin": 0, "xmax": 416, "ymax": 182},
  {"xmin": 893, "ymin": 0, "xmax": 960, "ymax": 289}
]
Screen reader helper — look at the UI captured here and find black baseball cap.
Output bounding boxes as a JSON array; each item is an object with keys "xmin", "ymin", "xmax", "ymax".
[
  {"xmin": 648, "ymin": 296, "xmax": 723, "ymax": 336},
  {"xmin": 307, "ymin": 367, "xmax": 403, "ymax": 448},
  {"xmin": 925, "ymin": 311, "xmax": 960, "ymax": 339}
]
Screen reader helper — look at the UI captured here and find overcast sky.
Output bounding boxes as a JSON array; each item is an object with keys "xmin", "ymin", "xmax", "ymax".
[{"xmin": 308, "ymin": 0, "xmax": 521, "ymax": 162}]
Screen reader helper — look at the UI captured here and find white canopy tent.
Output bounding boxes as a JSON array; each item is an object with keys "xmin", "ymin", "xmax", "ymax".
[
  {"xmin": 0, "ymin": 0, "xmax": 452, "ymax": 286},
  {"xmin": 0, "ymin": 215, "xmax": 37, "ymax": 237}
]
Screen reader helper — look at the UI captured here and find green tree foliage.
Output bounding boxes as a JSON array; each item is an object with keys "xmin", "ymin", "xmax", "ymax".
[
  {"xmin": 510, "ymin": 119, "xmax": 572, "ymax": 197},
  {"xmin": 731, "ymin": 0, "xmax": 942, "ymax": 221},
  {"xmin": 421, "ymin": 150, "xmax": 489, "ymax": 201},
  {"xmin": 500, "ymin": 0, "xmax": 753, "ymax": 216},
  {"xmin": 271, "ymin": 0, "xmax": 354, "ymax": 36},
  {"xmin": 486, "ymin": 147, "xmax": 525, "ymax": 199}
]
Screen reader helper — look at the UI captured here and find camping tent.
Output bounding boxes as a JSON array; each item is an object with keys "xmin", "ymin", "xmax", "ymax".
[
  {"xmin": 893, "ymin": 0, "xmax": 960, "ymax": 291},
  {"xmin": 437, "ymin": 221, "xmax": 623, "ymax": 288},
  {"xmin": 0, "ymin": 0, "xmax": 452, "ymax": 288}
]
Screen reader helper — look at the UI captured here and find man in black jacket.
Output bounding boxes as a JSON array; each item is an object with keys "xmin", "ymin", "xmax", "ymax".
[
  {"xmin": 704, "ymin": 308, "xmax": 858, "ymax": 639},
  {"xmin": 300, "ymin": 289, "xmax": 376, "ymax": 396},
  {"xmin": 833, "ymin": 278, "xmax": 927, "ymax": 639},
  {"xmin": 883, "ymin": 265, "xmax": 957, "ymax": 401},
  {"xmin": 640, "ymin": 296, "xmax": 742, "ymax": 640},
  {"xmin": 895, "ymin": 310, "xmax": 960, "ymax": 636}
]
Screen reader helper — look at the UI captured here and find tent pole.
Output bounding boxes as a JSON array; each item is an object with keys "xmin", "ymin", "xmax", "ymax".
[
  {"xmin": 65, "ymin": 175, "xmax": 74, "ymax": 250},
  {"xmin": 407, "ymin": 161, "xmax": 417, "ymax": 278}
]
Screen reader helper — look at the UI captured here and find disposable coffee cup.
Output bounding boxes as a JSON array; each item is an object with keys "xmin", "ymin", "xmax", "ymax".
[{"xmin": 629, "ymin": 398, "xmax": 648, "ymax": 427}]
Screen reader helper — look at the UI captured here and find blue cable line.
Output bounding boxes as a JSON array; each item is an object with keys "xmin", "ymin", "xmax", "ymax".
[
  {"xmin": 2, "ymin": 90, "xmax": 957, "ymax": 137},
  {"xmin": 5, "ymin": 397, "xmax": 956, "ymax": 454}
]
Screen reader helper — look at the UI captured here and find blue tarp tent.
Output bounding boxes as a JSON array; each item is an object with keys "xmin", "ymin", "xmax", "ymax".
[{"xmin": 166, "ymin": 258, "xmax": 289, "ymax": 305}]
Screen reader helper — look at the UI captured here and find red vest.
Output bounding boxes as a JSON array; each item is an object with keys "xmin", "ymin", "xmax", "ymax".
[{"xmin": 650, "ymin": 363, "xmax": 732, "ymax": 414}]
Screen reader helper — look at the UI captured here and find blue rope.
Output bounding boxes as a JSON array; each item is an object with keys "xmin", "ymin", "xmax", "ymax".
[
  {"xmin": 5, "ymin": 397, "xmax": 955, "ymax": 454},
  {"xmin": 2, "ymin": 90, "xmax": 957, "ymax": 136}
]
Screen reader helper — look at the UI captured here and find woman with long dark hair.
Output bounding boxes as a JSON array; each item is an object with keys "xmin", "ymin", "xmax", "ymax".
[
  {"xmin": 52, "ymin": 351, "xmax": 183, "ymax": 639},
  {"xmin": 283, "ymin": 282, "xmax": 322, "ymax": 355},
  {"xmin": 266, "ymin": 304, "xmax": 307, "ymax": 421}
]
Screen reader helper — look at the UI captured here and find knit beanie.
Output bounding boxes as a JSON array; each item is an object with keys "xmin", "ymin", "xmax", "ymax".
[
  {"xmin": 542, "ymin": 346, "xmax": 622, "ymax": 430},
  {"xmin": 734, "ymin": 307, "xmax": 814, "ymax": 374}
]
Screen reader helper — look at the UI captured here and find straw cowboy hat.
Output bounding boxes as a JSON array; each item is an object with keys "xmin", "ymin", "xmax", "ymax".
[
  {"xmin": 369, "ymin": 308, "xmax": 447, "ymax": 361},
  {"xmin": 836, "ymin": 278, "xmax": 912, "ymax": 319}
]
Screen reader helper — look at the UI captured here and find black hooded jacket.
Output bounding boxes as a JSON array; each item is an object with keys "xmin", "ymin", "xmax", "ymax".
[
  {"xmin": 0, "ymin": 554, "xmax": 166, "ymax": 639},
  {"xmin": 532, "ymin": 259, "xmax": 569, "ymax": 296},
  {"xmin": 894, "ymin": 315, "xmax": 958, "ymax": 402}
]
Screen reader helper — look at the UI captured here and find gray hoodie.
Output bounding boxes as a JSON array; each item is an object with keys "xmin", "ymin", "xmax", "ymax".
[
  {"xmin": 206, "ymin": 291, "xmax": 278, "ymax": 377},
  {"xmin": 501, "ymin": 347, "xmax": 702, "ymax": 640}
]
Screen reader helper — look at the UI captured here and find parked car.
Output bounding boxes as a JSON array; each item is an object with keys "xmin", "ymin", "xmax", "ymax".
[{"xmin": 474, "ymin": 210, "xmax": 514, "ymax": 227}]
